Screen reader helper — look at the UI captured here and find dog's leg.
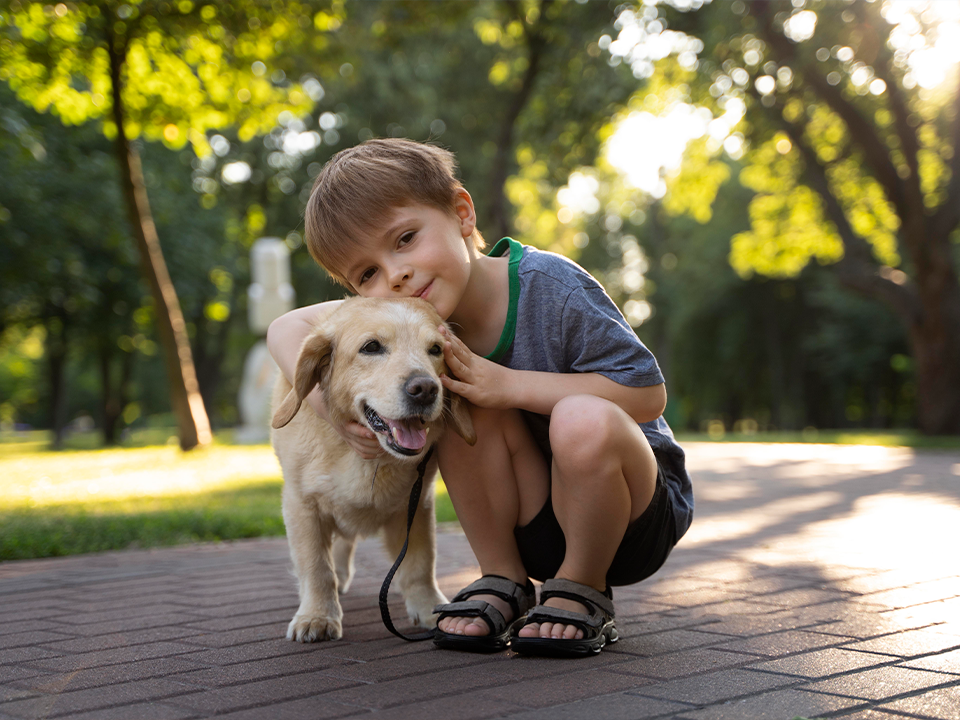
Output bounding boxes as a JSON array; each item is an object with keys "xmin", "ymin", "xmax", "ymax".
[
  {"xmin": 282, "ymin": 488, "xmax": 343, "ymax": 642},
  {"xmin": 332, "ymin": 534, "xmax": 357, "ymax": 594},
  {"xmin": 381, "ymin": 477, "xmax": 447, "ymax": 628}
]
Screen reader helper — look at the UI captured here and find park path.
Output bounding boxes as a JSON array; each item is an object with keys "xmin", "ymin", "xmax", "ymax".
[{"xmin": 1, "ymin": 442, "xmax": 959, "ymax": 720}]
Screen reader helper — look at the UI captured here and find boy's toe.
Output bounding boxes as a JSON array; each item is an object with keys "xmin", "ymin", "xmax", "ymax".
[{"xmin": 517, "ymin": 621, "xmax": 541, "ymax": 638}]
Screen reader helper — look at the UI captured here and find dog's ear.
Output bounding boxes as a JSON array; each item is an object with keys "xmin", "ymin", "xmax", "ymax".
[
  {"xmin": 271, "ymin": 331, "xmax": 334, "ymax": 429},
  {"xmin": 445, "ymin": 392, "xmax": 477, "ymax": 446}
]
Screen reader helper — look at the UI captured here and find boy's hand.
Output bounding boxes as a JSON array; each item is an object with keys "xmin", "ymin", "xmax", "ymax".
[
  {"xmin": 336, "ymin": 420, "xmax": 384, "ymax": 460},
  {"xmin": 438, "ymin": 326, "xmax": 511, "ymax": 409},
  {"xmin": 305, "ymin": 389, "xmax": 383, "ymax": 459}
]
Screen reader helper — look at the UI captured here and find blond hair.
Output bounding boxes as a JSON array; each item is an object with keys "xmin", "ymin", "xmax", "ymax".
[{"xmin": 304, "ymin": 138, "xmax": 485, "ymax": 287}]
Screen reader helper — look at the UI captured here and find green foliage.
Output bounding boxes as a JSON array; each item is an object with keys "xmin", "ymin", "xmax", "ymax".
[{"xmin": 0, "ymin": 0, "xmax": 316, "ymax": 151}]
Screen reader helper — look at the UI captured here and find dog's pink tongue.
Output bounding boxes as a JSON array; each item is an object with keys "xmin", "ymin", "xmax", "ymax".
[{"xmin": 387, "ymin": 418, "xmax": 427, "ymax": 451}]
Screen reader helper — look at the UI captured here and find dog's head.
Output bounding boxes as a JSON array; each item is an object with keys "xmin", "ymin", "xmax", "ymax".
[{"xmin": 272, "ymin": 297, "xmax": 476, "ymax": 459}]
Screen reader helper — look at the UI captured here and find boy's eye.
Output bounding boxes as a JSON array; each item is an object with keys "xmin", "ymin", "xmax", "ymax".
[
  {"xmin": 398, "ymin": 232, "xmax": 415, "ymax": 247},
  {"xmin": 358, "ymin": 268, "xmax": 376, "ymax": 285}
]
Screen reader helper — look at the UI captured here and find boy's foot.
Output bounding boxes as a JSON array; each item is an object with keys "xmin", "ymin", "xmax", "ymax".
[
  {"xmin": 511, "ymin": 579, "xmax": 617, "ymax": 657},
  {"xmin": 515, "ymin": 596, "xmax": 586, "ymax": 640},
  {"xmin": 433, "ymin": 575, "xmax": 536, "ymax": 652},
  {"xmin": 437, "ymin": 593, "xmax": 513, "ymax": 636}
]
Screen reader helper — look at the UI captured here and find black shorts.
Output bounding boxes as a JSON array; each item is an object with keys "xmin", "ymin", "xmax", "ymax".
[{"xmin": 513, "ymin": 461, "xmax": 677, "ymax": 587}]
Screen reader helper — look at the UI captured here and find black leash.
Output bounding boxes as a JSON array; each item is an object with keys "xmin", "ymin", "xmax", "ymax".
[{"xmin": 378, "ymin": 446, "xmax": 437, "ymax": 642}]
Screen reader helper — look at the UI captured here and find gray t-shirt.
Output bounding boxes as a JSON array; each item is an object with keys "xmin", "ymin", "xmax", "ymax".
[{"xmin": 486, "ymin": 238, "xmax": 693, "ymax": 541}]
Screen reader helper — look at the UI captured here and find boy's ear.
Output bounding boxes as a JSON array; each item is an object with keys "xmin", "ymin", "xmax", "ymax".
[
  {"xmin": 271, "ymin": 331, "xmax": 334, "ymax": 429},
  {"xmin": 454, "ymin": 189, "xmax": 477, "ymax": 238},
  {"xmin": 445, "ymin": 392, "xmax": 476, "ymax": 446}
]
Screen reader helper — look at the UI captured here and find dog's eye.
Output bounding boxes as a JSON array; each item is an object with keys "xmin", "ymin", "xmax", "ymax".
[
  {"xmin": 360, "ymin": 340, "xmax": 383, "ymax": 355},
  {"xmin": 429, "ymin": 344, "xmax": 442, "ymax": 356}
]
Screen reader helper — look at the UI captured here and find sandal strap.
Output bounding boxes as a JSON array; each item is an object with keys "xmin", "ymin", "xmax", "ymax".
[
  {"xmin": 449, "ymin": 575, "xmax": 536, "ymax": 617},
  {"xmin": 524, "ymin": 605, "xmax": 604, "ymax": 632},
  {"xmin": 432, "ymin": 599, "xmax": 506, "ymax": 634},
  {"xmin": 539, "ymin": 578, "xmax": 615, "ymax": 618}
]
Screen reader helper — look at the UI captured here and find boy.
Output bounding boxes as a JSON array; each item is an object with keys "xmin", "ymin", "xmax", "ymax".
[{"xmin": 267, "ymin": 138, "xmax": 693, "ymax": 657}]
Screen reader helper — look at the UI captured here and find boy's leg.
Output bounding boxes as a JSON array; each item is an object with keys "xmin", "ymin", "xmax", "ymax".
[
  {"xmin": 436, "ymin": 405, "xmax": 549, "ymax": 636},
  {"xmin": 517, "ymin": 394, "xmax": 658, "ymax": 641}
]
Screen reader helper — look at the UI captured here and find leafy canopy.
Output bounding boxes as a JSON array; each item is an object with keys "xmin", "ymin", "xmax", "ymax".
[{"xmin": 0, "ymin": 0, "xmax": 322, "ymax": 153}]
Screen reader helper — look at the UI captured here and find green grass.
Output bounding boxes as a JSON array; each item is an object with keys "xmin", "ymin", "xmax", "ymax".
[{"xmin": 0, "ymin": 432, "xmax": 460, "ymax": 561}]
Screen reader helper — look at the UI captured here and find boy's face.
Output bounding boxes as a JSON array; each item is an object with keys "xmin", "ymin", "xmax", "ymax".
[{"xmin": 341, "ymin": 192, "xmax": 477, "ymax": 322}]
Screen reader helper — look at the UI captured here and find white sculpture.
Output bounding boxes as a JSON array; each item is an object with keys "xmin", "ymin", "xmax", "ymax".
[{"xmin": 235, "ymin": 238, "xmax": 295, "ymax": 444}]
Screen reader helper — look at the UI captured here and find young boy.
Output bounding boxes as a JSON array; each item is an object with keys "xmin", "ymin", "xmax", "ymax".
[{"xmin": 267, "ymin": 138, "xmax": 693, "ymax": 657}]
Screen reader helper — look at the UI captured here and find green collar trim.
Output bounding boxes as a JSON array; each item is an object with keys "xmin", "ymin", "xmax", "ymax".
[{"xmin": 484, "ymin": 237, "xmax": 523, "ymax": 362}]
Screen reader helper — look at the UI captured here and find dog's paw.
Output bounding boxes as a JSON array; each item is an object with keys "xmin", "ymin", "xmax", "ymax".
[
  {"xmin": 286, "ymin": 614, "xmax": 343, "ymax": 642},
  {"xmin": 405, "ymin": 590, "xmax": 447, "ymax": 628}
]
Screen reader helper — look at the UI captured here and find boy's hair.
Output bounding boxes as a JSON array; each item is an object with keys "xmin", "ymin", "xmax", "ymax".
[{"xmin": 304, "ymin": 138, "xmax": 485, "ymax": 287}]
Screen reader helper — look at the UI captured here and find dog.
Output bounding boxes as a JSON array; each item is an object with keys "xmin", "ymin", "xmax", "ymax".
[{"xmin": 270, "ymin": 297, "xmax": 476, "ymax": 642}]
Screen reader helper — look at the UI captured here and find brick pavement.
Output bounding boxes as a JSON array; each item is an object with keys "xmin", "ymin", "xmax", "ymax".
[{"xmin": 1, "ymin": 442, "xmax": 959, "ymax": 720}]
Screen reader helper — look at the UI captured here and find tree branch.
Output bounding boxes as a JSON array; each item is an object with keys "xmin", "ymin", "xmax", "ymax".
[
  {"xmin": 760, "ymin": 90, "xmax": 923, "ymax": 324},
  {"xmin": 750, "ymin": 1, "xmax": 911, "ymax": 223},
  {"xmin": 933, "ymin": 70, "xmax": 960, "ymax": 242}
]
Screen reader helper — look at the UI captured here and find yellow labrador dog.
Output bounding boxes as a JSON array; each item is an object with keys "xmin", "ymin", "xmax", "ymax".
[{"xmin": 271, "ymin": 297, "xmax": 475, "ymax": 642}]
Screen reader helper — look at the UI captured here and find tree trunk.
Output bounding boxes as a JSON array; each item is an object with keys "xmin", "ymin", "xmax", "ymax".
[
  {"xmin": 105, "ymin": 30, "xmax": 211, "ymax": 451},
  {"xmin": 486, "ymin": 0, "xmax": 550, "ymax": 239},
  {"xmin": 45, "ymin": 314, "xmax": 69, "ymax": 450},
  {"xmin": 100, "ymin": 345, "xmax": 133, "ymax": 446},
  {"xmin": 907, "ymin": 263, "xmax": 960, "ymax": 435}
]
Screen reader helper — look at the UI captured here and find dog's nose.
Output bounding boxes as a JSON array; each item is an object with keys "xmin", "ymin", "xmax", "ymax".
[{"xmin": 404, "ymin": 375, "xmax": 439, "ymax": 407}]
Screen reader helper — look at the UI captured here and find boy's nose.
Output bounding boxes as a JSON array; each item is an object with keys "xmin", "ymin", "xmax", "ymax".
[{"xmin": 387, "ymin": 266, "xmax": 412, "ymax": 291}]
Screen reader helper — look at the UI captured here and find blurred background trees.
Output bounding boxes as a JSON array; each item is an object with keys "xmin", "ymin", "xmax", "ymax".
[{"xmin": 1, "ymin": 0, "xmax": 956, "ymax": 445}]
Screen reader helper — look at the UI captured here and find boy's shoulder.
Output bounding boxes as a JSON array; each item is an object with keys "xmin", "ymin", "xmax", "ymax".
[{"xmin": 516, "ymin": 242, "xmax": 602, "ymax": 293}]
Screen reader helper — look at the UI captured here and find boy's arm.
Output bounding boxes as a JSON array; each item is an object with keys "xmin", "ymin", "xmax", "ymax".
[
  {"xmin": 438, "ymin": 326, "xmax": 666, "ymax": 423},
  {"xmin": 266, "ymin": 302, "xmax": 384, "ymax": 459}
]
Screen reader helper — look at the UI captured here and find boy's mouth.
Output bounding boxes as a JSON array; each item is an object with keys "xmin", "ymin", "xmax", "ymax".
[
  {"xmin": 413, "ymin": 281, "xmax": 432, "ymax": 299},
  {"xmin": 363, "ymin": 405, "xmax": 427, "ymax": 456}
]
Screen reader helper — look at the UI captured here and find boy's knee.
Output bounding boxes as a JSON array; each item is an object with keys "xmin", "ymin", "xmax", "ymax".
[{"xmin": 549, "ymin": 395, "xmax": 623, "ymax": 462}]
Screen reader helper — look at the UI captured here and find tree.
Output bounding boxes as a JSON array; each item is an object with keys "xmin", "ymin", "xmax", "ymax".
[
  {"xmin": 642, "ymin": 0, "xmax": 960, "ymax": 434},
  {"xmin": 0, "ymin": 0, "xmax": 316, "ymax": 448}
]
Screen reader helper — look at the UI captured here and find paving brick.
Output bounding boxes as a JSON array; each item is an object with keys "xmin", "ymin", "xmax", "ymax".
[
  {"xmin": 26, "ymin": 641, "xmax": 205, "ymax": 672},
  {"xmin": 801, "ymin": 665, "xmax": 953, "ymax": 701},
  {"xmin": 50, "ymin": 701, "xmax": 200, "ymax": 720},
  {"xmin": 669, "ymin": 688, "xmax": 865, "ymax": 719},
  {"xmin": 308, "ymin": 645, "xmax": 490, "ymax": 684},
  {"xmin": 490, "ymin": 691, "xmax": 690, "ymax": 720},
  {"xmin": 0, "ymin": 630, "xmax": 73, "ymax": 651},
  {"xmin": 37, "ymin": 627, "xmax": 204, "ymax": 654},
  {"xmin": 713, "ymin": 629, "xmax": 856, "ymax": 658},
  {"xmin": 318, "ymin": 664, "xmax": 527, "ymax": 710},
  {"xmin": 901, "ymin": 648, "xmax": 960, "ymax": 674},
  {"xmin": 877, "ymin": 683, "xmax": 960, "ymax": 719},
  {"xmin": 745, "ymin": 647, "xmax": 893, "ymax": 679},
  {"xmin": 0, "ymin": 678, "xmax": 200, "ymax": 719},
  {"xmin": 9, "ymin": 657, "xmax": 210, "ymax": 692},
  {"xmin": 602, "ymin": 648, "xmax": 755, "ymax": 680},
  {"xmin": 0, "ymin": 646, "xmax": 62, "ymax": 665},
  {"xmin": 844, "ymin": 628, "xmax": 960, "ymax": 659},
  {"xmin": 61, "ymin": 613, "xmax": 209, "ymax": 637},
  {"xmin": 634, "ymin": 667, "xmax": 799, "ymax": 705},
  {"xmin": 469, "ymin": 668, "xmax": 652, "ymax": 708},
  {"xmin": 343, "ymin": 693, "xmax": 524, "ymax": 720},
  {"xmin": 161, "ymin": 671, "xmax": 358, "ymax": 716},
  {"xmin": 211, "ymin": 696, "xmax": 364, "ymax": 720},
  {"xmin": 607, "ymin": 628, "xmax": 730, "ymax": 657}
]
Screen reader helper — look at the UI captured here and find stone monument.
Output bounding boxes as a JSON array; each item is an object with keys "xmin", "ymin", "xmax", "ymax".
[{"xmin": 235, "ymin": 237, "xmax": 295, "ymax": 444}]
